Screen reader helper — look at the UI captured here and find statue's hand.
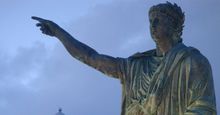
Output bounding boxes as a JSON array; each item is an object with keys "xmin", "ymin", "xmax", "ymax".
[{"xmin": 32, "ymin": 16, "xmax": 59, "ymax": 37}]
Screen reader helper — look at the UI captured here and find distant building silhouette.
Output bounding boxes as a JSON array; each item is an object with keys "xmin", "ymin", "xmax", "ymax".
[{"xmin": 55, "ymin": 108, "xmax": 65, "ymax": 115}]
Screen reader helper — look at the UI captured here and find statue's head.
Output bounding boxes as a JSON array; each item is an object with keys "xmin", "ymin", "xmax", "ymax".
[{"xmin": 149, "ymin": 2, "xmax": 185, "ymax": 44}]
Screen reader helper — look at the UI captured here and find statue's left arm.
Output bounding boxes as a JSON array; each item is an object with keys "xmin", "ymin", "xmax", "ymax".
[{"xmin": 184, "ymin": 52, "xmax": 216, "ymax": 115}]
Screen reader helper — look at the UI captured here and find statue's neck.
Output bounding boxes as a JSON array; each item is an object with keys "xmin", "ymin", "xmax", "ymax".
[{"xmin": 155, "ymin": 39, "xmax": 175, "ymax": 56}]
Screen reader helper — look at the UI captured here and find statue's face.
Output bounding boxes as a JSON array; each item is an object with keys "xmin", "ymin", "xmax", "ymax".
[{"xmin": 149, "ymin": 12, "xmax": 173, "ymax": 43}]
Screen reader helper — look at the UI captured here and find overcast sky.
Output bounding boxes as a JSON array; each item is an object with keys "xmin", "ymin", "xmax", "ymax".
[{"xmin": 0, "ymin": 0, "xmax": 219, "ymax": 115}]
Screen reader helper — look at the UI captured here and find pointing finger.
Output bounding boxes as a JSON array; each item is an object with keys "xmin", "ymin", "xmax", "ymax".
[{"xmin": 31, "ymin": 16, "xmax": 47, "ymax": 22}]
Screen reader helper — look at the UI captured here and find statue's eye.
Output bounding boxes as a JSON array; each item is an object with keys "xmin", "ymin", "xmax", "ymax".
[{"xmin": 152, "ymin": 18, "xmax": 159, "ymax": 26}]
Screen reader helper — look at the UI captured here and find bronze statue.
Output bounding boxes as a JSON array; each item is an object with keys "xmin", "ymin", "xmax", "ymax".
[{"xmin": 32, "ymin": 2, "xmax": 216, "ymax": 115}]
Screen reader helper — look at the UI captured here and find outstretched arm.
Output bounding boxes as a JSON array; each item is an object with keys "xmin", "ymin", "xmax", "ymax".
[{"xmin": 32, "ymin": 16, "xmax": 124, "ymax": 78}]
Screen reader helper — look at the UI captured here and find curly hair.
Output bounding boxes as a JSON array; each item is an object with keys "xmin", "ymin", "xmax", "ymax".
[{"xmin": 149, "ymin": 2, "xmax": 185, "ymax": 43}]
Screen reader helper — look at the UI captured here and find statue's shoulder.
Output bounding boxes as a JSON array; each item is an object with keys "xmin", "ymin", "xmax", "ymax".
[
  {"xmin": 185, "ymin": 46, "xmax": 210, "ymax": 66},
  {"xmin": 129, "ymin": 49, "xmax": 156, "ymax": 59},
  {"xmin": 185, "ymin": 46, "xmax": 203, "ymax": 58},
  {"xmin": 186, "ymin": 46, "xmax": 200, "ymax": 53}
]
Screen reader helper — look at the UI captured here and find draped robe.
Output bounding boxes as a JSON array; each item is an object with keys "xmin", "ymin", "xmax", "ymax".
[{"xmin": 116, "ymin": 43, "xmax": 216, "ymax": 115}]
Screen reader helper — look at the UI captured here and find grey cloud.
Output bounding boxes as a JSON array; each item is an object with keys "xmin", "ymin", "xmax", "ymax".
[
  {"xmin": 0, "ymin": 41, "xmax": 48, "ymax": 115},
  {"xmin": 32, "ymin": 44, "xmax": 121, "ymax": 115},
  {"xmin": 0, "ymin": 41, "xmax": 47, "ymax": 84}
]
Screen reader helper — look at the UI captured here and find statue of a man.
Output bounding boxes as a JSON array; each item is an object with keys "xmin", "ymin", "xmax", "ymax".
[{"xmin": 32, "ymin": 2, "xmax": 216, "ymax": 115}]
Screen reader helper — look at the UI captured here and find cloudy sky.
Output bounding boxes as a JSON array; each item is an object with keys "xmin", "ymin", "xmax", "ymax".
[{"xmin": 0, "ymin": 0, "xmax": 219, "ymax": 115}]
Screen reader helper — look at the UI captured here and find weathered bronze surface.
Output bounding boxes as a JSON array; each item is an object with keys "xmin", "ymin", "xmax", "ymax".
[{"xmin": 32, "ymin": 2, "xmax": 216, "ymax": 115}]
